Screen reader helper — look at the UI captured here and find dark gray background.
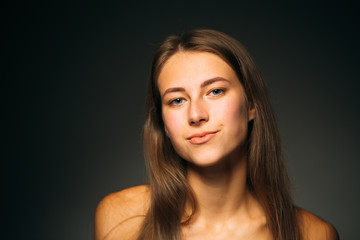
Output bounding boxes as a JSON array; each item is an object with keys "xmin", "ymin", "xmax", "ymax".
[{"xmin": 4, "ymin": 1, "xmax": 359, "ymax": 239}]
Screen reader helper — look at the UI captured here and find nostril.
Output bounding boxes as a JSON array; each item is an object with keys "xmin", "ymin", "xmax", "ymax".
[
  {"xmin": 188, "ymin": 101, "xmax": 209, "ymax": 125},
  {"xmin": 190, "ymin": 118, "xmax": 206, "ymax": 125}
]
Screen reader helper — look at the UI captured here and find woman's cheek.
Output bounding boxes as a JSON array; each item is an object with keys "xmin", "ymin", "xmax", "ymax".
[
  {"xmin": 217, "ymin": 97, "xmax": 242, "ymax": 118},
  {"xmin": 231, "ymin": 92, "xmax": 248, "ymax": 113},
  {"xmin": 163, "ymin": 110, "xmax": 184, "ymax": 138}
]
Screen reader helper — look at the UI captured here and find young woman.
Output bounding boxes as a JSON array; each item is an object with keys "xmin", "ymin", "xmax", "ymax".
[{"xmin": 94, "ymin": 29, "xmax": 338, "ymax": 240}]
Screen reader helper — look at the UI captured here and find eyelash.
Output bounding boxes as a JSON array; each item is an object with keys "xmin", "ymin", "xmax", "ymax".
[
  {"xmin": 208, "ymin": 88, "xmax": 225, "ymax": 96},
  {"xmin": 169, "ymin": 98, "xmax": 185, "ymax": 106},
  {"xmin": 167, "ymin": 88, "xmax": 225, "ymax": 106}
]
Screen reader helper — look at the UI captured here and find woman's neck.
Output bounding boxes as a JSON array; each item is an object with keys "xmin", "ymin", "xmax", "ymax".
[{"xmin": 185, "ymin": 152, "xmax": 262, "ymax": 224}]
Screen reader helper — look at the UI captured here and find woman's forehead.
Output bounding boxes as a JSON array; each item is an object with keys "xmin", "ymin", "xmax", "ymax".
[{"xmin": 157, "ymin": 51, "xmax": 239, "ymax": 93}]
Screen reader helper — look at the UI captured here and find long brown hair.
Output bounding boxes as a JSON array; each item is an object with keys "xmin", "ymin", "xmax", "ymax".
[{"xmin": 138, "ymin": 29, "xmax": 300, "ymax": 240}]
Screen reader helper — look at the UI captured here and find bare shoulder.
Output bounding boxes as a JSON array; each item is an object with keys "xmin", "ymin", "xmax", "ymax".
[
  {"xmin": 297, "ymin": 208, "xmax": 339, "ymax": 240},
  {"xmin": 94, "ymin": 185, "xmax": 150, "ymax": 240}
]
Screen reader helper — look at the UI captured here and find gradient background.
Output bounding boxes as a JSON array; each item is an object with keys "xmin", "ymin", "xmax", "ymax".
[{"xmin": 4, "ymin": 1, "xmax": 359, "ymax": 239}]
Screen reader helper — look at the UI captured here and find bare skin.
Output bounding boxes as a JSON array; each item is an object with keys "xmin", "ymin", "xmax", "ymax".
[
  {"xmin": 181, "ymin": 154, "xmax": 271, "ymax": 240},
  {"xmin": 94, "ymin": 185, "xmax": 149, "ymax": 240},
  {"xmin": 94, "ymin": 52, "xmax": 338, "ymax": 240},
  {"xmin": 94, "ymin": 185, "xmax": 338, "ymax": 240}
]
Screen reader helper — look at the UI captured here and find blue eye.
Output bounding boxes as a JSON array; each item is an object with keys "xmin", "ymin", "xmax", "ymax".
[
  {"xmin": 209, "ymin": 89, "xmax": 224, "ymax": 96},
  {"xmin": 169, "ymin": 98, "xmax": 185, "ymax": 105}
]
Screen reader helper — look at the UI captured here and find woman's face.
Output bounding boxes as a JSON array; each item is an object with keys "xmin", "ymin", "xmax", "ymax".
[{"xmin": 158, "ymin": 51, "xmax": 255, "ymax": 167}]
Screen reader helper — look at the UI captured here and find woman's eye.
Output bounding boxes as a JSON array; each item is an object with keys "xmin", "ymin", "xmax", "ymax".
[
  {"xmin": 209, "ymin": 89, "xmax": 224, "ymax": 96},
  {"xmin": 169, "ymin": 98, "xmax": 185, "ymax": 105}
]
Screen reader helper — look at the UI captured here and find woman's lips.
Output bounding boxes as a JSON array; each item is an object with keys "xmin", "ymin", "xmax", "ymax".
[{"xmin": 187, "ymin": 131, "xmax": 218, "ymax": 144}]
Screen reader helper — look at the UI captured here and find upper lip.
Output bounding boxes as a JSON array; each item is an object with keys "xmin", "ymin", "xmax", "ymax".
[{"xmin": 187, "ymin": 131, "xmax": 218, "ymax": 140}]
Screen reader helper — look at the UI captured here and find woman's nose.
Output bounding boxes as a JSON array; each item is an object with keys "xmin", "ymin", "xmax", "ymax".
[{"xmin": 188, "ymin": 100, "xmax": 209, "ymax": 126}]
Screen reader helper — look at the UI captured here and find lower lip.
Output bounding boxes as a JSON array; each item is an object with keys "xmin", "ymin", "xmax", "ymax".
[{"xmin": 188, "ymin": 133, "xmax": 217, "ymax": 144}]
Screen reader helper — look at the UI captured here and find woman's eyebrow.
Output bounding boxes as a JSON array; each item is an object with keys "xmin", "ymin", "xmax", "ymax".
[
  {"xmin": 162, "ymin": 77, "xmax": 230, "ymax": 99},
  {"xmin": 162, "ymin": 87, "xmax": 185, "ymax": 99},
  {"xmin": 200, "ymin": 77, "xmax": 231, "ymax": 88}
]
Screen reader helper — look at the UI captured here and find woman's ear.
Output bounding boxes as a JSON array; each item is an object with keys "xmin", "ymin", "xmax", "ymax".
[
  {"xmin": 164, "ymin": 125, "xmax": 170, "ymax": 137},
  {"xmin": 248, "ymin": 105, "xmax": 255, "ymax": 122}
]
